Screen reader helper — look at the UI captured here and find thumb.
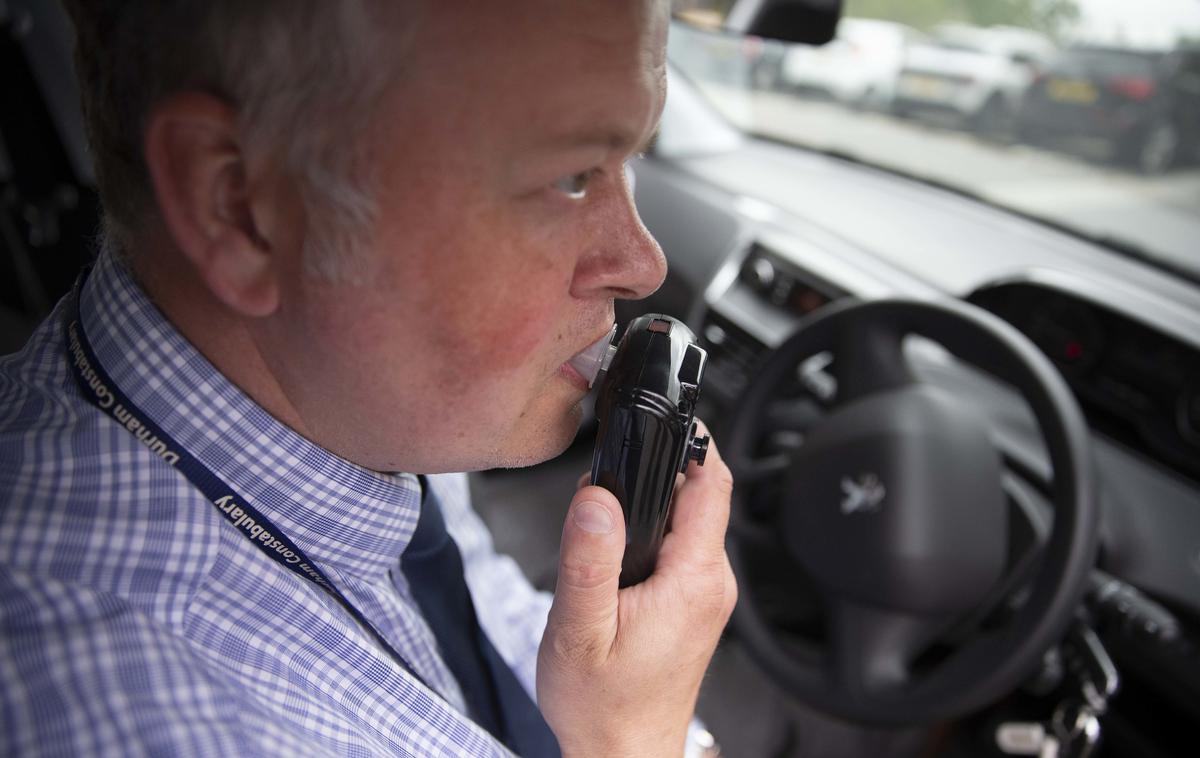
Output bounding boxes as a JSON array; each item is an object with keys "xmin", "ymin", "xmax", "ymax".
[{"xmin": 547, "ymin": 485, "xmax": 627, "ymax": 656}]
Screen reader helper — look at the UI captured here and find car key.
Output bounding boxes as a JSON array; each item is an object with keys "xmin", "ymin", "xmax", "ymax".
[
  {"xmin": 1050, "ymin": 623, "xmax": 1117, "ymax": 758},
  {"xmin": 1051, "ymin": 698, "xmax": 1101, "ymax": 758},
  {"xmin": 588, "ymin": 315, "xmax": 709, "ymax": 587},
  {"xmin": 995, "ymin": 721, "xmax": 1058, "ymax": 757}
]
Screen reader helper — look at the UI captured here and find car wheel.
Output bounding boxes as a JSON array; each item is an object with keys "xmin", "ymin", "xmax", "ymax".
[
  {"xmin": 974, "ymin": 95, "xmax": 1014, "ymax": 141},
  {"xmin": 849, "ymin": 87, "xmax": 875, "ymax": 112},
  {"xmin": 750, "ymin": 60, "xmax": 779, "ymax": 91},
  {"xmin": 1016, "ymin": 121, "xmax": 1041, "ymax": 148},
  {"xmin": 1131, "ymin": 122, "xmax": 1179, "ymax": 175}
]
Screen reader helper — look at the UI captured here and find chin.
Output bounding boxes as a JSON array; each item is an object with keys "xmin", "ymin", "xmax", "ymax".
[{"xmin": 490, "ymin": 399, "xmax": 585, "ymax": 470}]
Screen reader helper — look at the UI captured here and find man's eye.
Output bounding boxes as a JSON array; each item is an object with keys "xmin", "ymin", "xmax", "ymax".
[{"xmin": 551, "ymin": 170, "xmax": 595, "ymax": 199}]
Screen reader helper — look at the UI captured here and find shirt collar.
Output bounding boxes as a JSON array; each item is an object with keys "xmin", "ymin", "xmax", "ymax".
[{"xmin": 78, "ymin": 244, "xmax": 421, "ymax": 580}]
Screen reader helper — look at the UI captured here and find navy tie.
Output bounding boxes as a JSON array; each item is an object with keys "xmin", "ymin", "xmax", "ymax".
[{"xmin": 401, "ymin": 478, "xmax": 561, "ymax": 757}]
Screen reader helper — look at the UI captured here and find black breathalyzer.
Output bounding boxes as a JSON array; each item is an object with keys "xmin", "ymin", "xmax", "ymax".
[{"xmin": 587, "ymin": 314, "xmax": 709, "ymax": 587}]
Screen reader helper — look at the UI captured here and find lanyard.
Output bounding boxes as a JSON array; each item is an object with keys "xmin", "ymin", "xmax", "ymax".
[{"xmin": 62, "ymin": 273, "xmax": 430, "ymax": 691}]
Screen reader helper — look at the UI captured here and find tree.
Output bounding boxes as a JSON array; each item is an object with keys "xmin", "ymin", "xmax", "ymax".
[
  {"xmin": 961, "ymin": 0, "xmax": 1079, "ymax": 38},
  {"xmin": 845, "ymin": 0, "xmax": 964, "ymax": 33},
  {"xmin": 844, "ymin": 0, "xmax": 1079, "ymax": 39}
]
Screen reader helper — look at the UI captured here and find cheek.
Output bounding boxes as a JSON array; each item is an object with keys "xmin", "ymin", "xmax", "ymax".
[
  {"xmin": 413, "ymin": 242, "xmax": 577, "ymax": 377},
  {"xmin": 369, "ymin": 167, "xmax": 581, "ymax": 378},
  {"xmin": 435, "ymin": 275, "xmax": 571, "ymax": 377}
]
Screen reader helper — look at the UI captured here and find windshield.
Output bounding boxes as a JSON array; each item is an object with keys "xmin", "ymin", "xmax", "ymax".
[{"xmin": 667, "ymin": 1, "xmax": 1200, "ymax": 281}]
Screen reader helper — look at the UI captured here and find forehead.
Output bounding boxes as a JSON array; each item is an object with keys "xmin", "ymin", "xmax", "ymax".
[
  {"xmin": 401, "ymin": 0, "xmax": 668, "ymax": 150},
  {"xmin": 414, "ymin": 0, "xmax": 668, "ymax": 69}
]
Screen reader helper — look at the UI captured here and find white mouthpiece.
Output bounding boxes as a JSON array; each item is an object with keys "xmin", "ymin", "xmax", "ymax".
[{"xmin": 568, "ymin": 324, "xmax": 618, "ymax": 388}]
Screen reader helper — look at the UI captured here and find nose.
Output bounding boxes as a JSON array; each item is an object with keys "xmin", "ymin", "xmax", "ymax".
[{"xmin": 570, "ymin": 169, "xmax": 668, "ymax": 301}]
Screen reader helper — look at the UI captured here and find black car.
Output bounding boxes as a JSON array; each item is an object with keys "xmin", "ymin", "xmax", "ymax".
[{"xmin": 1018, "ymin": 46, "xmax": 1200, "ymax": 173}]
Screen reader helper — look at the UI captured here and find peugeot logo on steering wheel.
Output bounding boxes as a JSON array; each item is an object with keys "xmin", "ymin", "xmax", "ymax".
[{"xmin": 840, "ymin": 473, "xmax": 886, "ymax": 515}]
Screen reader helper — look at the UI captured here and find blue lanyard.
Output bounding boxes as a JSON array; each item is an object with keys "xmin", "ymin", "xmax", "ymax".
[{"xmin": 62, "ymin": 272, "xmax": 430, "ymax": 691}]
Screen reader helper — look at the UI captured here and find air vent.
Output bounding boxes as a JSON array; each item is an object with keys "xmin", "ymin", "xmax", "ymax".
[
  {"xmin": 737, "ymin": 243, "xmax": 844, "ymax": 318},
  {"xmin": 697, "ymin": 310, "xmax": 768, "ymax": 404}
]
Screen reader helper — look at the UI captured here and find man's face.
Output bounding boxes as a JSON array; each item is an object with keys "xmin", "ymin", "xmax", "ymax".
[{"xmin": 260, "ymin": 0, "xmax": 669, "ymax": 473}]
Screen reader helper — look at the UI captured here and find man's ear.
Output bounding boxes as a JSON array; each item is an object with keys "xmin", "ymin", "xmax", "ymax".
[{"xmin": 143, "ymin": 92, "xmax": 282, "ymax": 317}]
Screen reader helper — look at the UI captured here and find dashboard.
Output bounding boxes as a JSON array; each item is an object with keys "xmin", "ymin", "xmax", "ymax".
[
  {"xmin": 970, "ymin": 281, "xmax": 1200, "ymax": 483},
  {"xmin": 714, "ymin": 242, "xmax": 1200, "ymax": 484}
]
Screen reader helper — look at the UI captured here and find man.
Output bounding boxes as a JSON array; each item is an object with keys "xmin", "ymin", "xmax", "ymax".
[{"xmin": 0, "ymin": 0, "xmax": 737, "ymax": 756}]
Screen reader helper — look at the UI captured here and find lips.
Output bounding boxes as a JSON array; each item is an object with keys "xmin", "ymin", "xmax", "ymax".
[{"xmin": 558, "ymin": 361, "xmax": 591, "ymax": 391}]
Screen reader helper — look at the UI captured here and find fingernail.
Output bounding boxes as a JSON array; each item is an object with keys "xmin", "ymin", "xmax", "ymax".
[{"xmin": 572, "ymin": 501, "xmax": 614, "ymax": 534}]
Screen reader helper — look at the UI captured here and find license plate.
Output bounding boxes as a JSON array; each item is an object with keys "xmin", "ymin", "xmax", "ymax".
[
  {"xmin": 1046, "ymin": 78, "xmax": 1098, "ymax": 104},
  {"xmin": 900, "ymin": 74, "xmax": 950, "ymax": 100}
]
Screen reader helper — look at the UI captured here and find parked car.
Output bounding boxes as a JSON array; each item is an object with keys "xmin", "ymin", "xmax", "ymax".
[
  {"xmin": 893, "ymin": 24, "xmax": 1056, "ymax": 135},
  {"xmin": 1018, "ymin": 46, "xmax": 1200, "ymax": 173},
  {"xmin": 775, "ymin": 18, "xmax": 925, "ymax": 109}
]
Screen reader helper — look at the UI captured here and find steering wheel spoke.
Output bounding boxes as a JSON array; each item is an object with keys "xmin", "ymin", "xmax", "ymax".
[
  {"xmin": 733, "ymin": 451, "xmax": 793, "ymax": 486},
  {"xmin": 827, "ymin": 600, "xmax": 943, "ymax": 696},
  {"xmin": 943, "ymin": 472, "xmax": 1054, "ymax": 642},
  {"xmin": 832, "ymin": 319, "xmax": 913, "ymax": 404}
]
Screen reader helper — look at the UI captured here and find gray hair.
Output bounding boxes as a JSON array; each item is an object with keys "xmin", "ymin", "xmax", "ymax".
[{"xmin": 62, "ymin": 1, "xmax": 416, "ymax": 279}]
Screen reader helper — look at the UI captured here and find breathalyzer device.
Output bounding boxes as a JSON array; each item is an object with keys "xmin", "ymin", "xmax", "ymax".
[{"xmin": 576, "ymin": 314, "xmax": 709, "ymax": 587}]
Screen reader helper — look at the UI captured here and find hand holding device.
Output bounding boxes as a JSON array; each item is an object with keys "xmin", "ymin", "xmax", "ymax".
[{"xmin": 539, "ymin": 425, "xmax": 736, "ymax": 758}]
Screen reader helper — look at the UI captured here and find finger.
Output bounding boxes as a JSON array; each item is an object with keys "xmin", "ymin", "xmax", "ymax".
[
  {"xmin": 545, "ymin": 485, "xmax": 627, "ymax": 658},
  {"xmin": 576, "ymin": 470, "xmax": 591, "ymax": 491},
  {"xmin": 659, "ymin": 424, "xmax": 733, "ymax": 565},
  {"xmin": 665, "ymin": 472, "xmax": 686, "ymax": 532}
]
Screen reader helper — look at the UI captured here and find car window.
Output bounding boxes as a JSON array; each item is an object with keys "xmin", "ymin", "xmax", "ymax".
[
  {"xmin": 667, "ymin": 0, "xmax": 1200, "ymax": 284},
  {"xmin": 839, "ymin": 20, "xmax": 903, "ymax": 50},
  {"xmin": 1064, "ymin": 49, "xmax": 1160, "ymax": 77},
  {"xmin": 932, "ymin": 27, "xmax": 990, "ymax": 53}
]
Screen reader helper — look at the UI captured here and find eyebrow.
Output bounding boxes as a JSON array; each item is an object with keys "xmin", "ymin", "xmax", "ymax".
[{"xmin": 537, "ymin": 125, "xmax": 657, "ymax": 156}]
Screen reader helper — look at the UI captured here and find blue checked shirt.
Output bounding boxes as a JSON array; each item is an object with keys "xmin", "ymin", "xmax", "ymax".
[{"xmin": 0, "ymin": 248, "xmax": 554, "ymax": 756}]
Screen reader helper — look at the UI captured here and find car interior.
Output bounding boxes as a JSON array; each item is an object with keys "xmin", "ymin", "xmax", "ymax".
[{"xmin": 3, "ymin": 1, "xmax": 1198, "ymax": 757}]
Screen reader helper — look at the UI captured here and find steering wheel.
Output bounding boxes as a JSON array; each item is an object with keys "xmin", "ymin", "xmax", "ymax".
[{"xmin": 725, "ymin": 297, "xmax": 1099, "ymax": 726}]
